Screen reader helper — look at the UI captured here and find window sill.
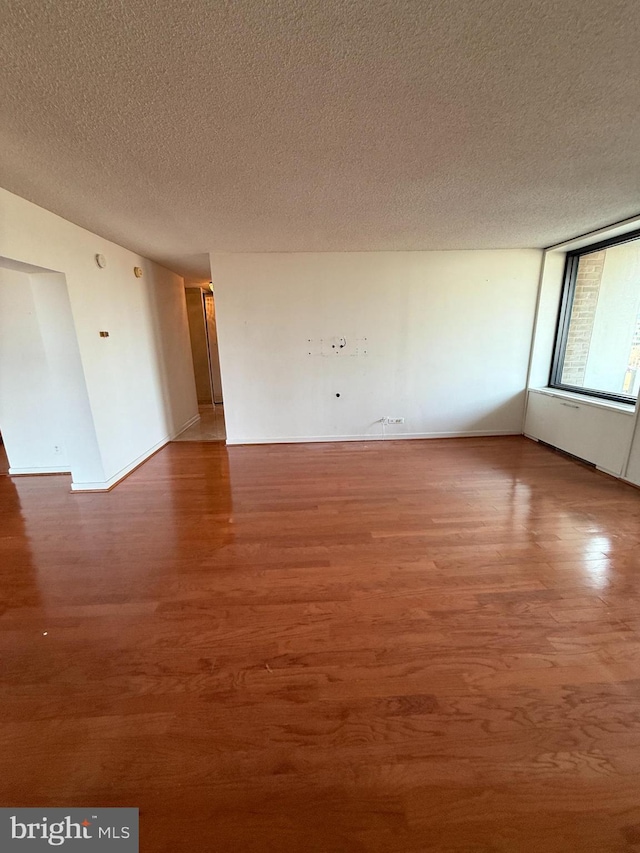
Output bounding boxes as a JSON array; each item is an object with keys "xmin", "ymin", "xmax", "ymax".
[{"xmin": 529, "ymin": 387, "xmax": 636, "ymax": 415}]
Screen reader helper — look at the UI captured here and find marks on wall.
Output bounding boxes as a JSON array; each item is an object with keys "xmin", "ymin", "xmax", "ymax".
[{"xmin": 307, "ymin": 337, "xmax": 368, "ymax": 357}]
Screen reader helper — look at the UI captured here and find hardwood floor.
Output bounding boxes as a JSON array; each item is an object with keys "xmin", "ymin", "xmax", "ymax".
[
  {"xmin": 2, "ymin": 436, "xmax": 640, "ymax": 851},
  {"xmin": 0, "ymin": 440, "xmax": 8, "ymax": 475}
]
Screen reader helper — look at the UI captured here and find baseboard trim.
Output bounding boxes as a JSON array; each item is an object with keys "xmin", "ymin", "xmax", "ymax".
[
  {"xmin": 70, "ymin": 412, "xmax": 201, "ymax": 493},
  {"xmin": 226, "ymin": 429, "xmax": 521, "ymax": 446},
  {"xmin": 71, "ymin": 437, "xmax": 170, "ymax": 492},
  {"xmin": 9, "ymin": 466, "xmax": 71, "ymax": 476}
]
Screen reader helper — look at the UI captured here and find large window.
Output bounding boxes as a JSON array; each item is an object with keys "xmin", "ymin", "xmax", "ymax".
[{"xmin": 551, "ymin": 230, "xmax": 640, "ymax": 404}]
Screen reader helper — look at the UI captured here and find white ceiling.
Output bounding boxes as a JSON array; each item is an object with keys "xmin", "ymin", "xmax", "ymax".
[{"xmin": 2, "ymin": 0, "xmax": 640, "ymax": 279}]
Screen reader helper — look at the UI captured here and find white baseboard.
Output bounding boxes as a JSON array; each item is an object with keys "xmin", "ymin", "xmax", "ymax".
[
  {"xmin": 9, "ymin": 465, "xmax": 71, "ymax": 475},
  {"xmin": 226, "ymin": 429, "xmax": 521, "ymax": 446},
  {"xmin": 70, "ymin": 411, "xmax": 201, "ymax": 492},
  {"xmin": 71, "ymin": 436, "xmax": 170, "ymax": 492}
]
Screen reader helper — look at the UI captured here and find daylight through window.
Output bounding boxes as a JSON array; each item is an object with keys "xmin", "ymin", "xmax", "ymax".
[{"xmin": 551, "ymin": 234, "xmax": 640, "ymax": 403}]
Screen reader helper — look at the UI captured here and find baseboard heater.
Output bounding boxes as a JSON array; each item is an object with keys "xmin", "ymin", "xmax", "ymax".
[{"xmin": 536, "ymin": 439, "xmax": 597, "ymax": 468}]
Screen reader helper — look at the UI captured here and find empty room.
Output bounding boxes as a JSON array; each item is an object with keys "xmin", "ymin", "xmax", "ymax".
[{"xmin": 3, "ymin": 1, "xmax": 640, "ymax": 851}]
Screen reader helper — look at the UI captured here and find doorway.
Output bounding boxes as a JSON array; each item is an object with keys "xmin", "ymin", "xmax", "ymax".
[{"xmin": 179, "ymin": 286, "xmax": 226, "ymax": 441}]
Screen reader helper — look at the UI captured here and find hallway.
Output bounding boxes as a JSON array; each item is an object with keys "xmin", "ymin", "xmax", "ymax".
[{"xmin": 172, "ymin": 404, "xmax": 226, "ymax": 442}]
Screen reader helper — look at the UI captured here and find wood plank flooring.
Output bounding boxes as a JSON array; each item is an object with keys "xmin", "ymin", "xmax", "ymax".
[
  {"xmin": 2, "ymin": 436, "xmax": 640, "ymax": 851},
  {"xmin": 0, "ymin": 441, "xmax": 9, "ymax": 475}
]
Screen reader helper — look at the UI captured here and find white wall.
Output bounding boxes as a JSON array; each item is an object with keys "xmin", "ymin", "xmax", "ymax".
[
  {"xmin": 32, "ymin": 272, "xmax": 106, "ymax": 483},
  {"xmin": 211, "ymin": 250, "xmax": 542, "ymax": 444},
  {"xmin": 625, "ymin": 414, "xmax": 640, "ymax": 486},
  {"xmin": 0, "ymin": 268, "xmax": 71, "ymax": 473},
  {"xmin": 527, "ymin": 250, "xmax": 566, "ymax": 389},
  {"xmin": 0, "ymin": 266, "xmax": 107, "ymax": 481},
  {"xmin": 204, "ymin": 293, "xmax": 224, "ymax": 404},
  {"xmin": 0, "ymin": 188, "xmax": 198, "ymax": 490}
]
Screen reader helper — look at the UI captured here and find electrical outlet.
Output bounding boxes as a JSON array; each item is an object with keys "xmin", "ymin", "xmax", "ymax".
[{"xmin": 385, "ymin": 417, "xmax": 404, "ymax": 424}]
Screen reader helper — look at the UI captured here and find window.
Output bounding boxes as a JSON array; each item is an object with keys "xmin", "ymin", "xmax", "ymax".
[{"xmin": 551, "ymin": 230, "xmax": 640, "ymax": 404}]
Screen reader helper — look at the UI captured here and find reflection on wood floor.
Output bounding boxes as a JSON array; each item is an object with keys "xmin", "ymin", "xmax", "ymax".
[
  {"xmin": 0, "ymin": 439, "xmax": 9, "ymax": 475},
  {"xmin": 173, "ymin": 403, "xmax": 226, "ymax": 441},
  {"xmin": 2, "ymin": 435, "xmax": 640, "ymax": 851}
]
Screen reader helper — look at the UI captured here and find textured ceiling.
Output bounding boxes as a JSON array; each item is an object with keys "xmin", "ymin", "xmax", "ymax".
[{"xmin": 2, "ymin": 0, "xmax": 640, "ymax": 278}]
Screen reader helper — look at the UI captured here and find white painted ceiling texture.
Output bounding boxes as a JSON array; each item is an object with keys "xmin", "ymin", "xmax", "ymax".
[{"xmin": 2, "ymin": 0, "xmax": 640, "ymax": 277}]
